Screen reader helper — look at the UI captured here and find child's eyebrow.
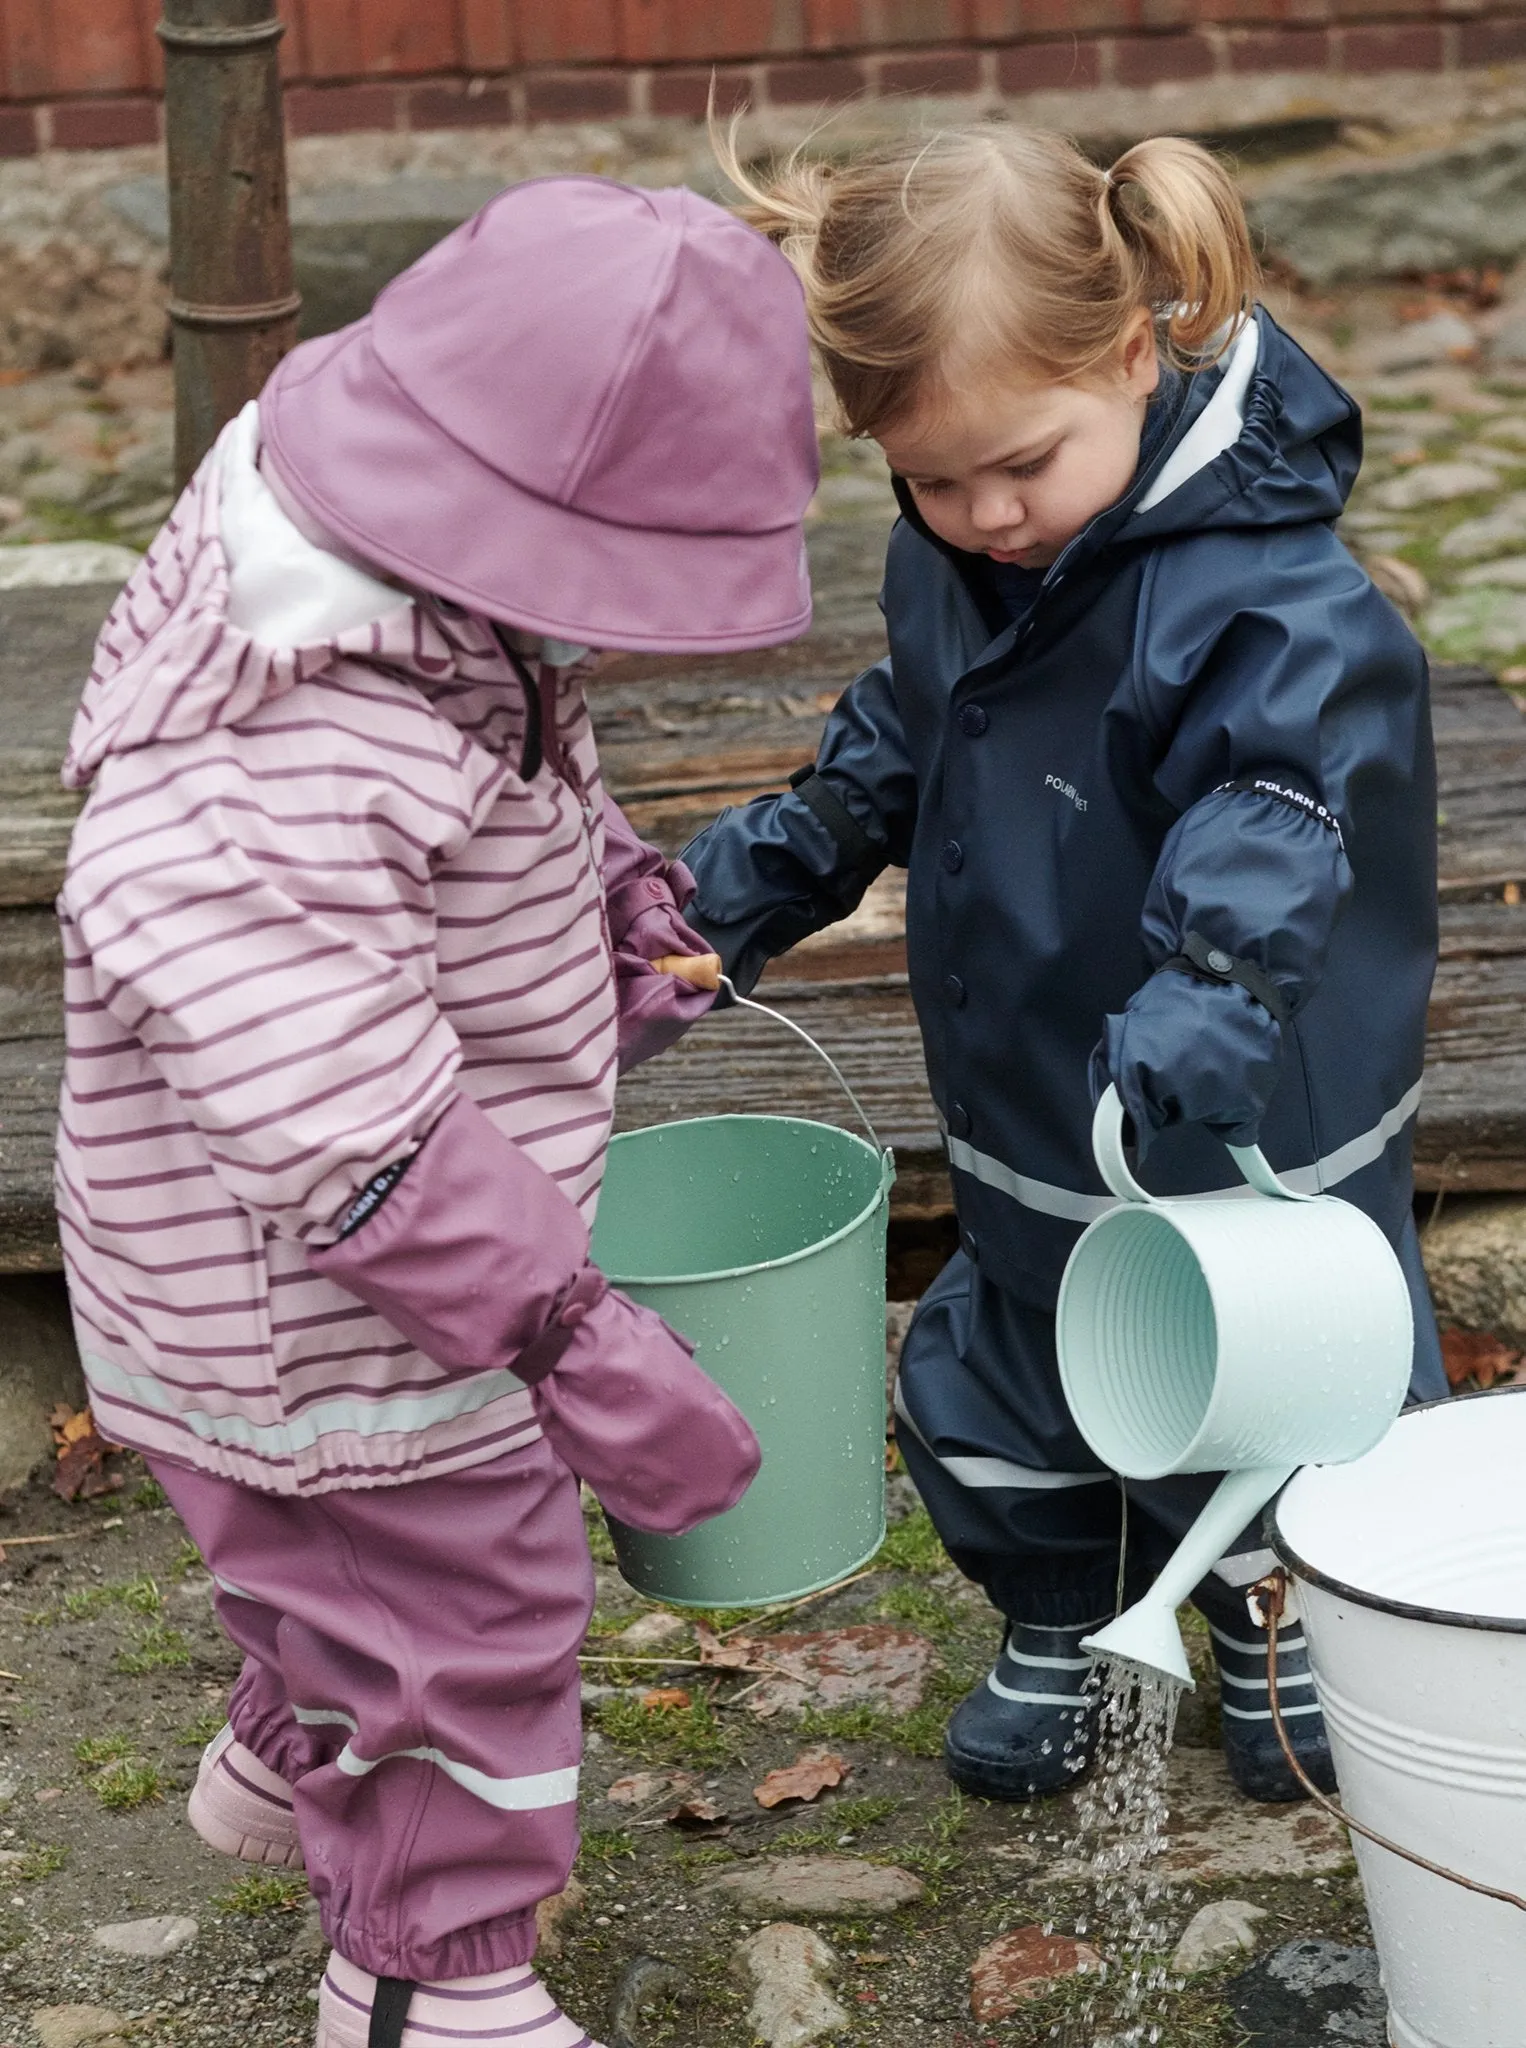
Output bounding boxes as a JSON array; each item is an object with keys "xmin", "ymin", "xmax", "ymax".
[{"xmin": 894, "ymin": 431, "xmax": 1061, "ymax": 484}]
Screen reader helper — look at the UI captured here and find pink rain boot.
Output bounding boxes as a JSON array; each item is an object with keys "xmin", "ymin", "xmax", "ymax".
[
  {"xmin": 187, "ymin": 1723, "xmax": 304, "ymax": 1869},
  {"xmin": 316, "ymin": 1954, "xmax": 606, "ymax": 2048}
]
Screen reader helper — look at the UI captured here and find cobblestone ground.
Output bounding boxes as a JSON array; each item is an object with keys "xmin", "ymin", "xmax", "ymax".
[{"xmin": 0, "ymin": 273, "xmax": 1489, "ymax": 2047}]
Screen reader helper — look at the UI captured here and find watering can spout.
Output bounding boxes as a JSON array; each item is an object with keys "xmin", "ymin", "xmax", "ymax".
[{"xmin": 1081, "ymin": 1465, "xmax": 1295, "ymax": 1690}]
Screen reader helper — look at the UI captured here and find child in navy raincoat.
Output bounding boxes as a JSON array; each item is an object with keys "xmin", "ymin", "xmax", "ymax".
[{"xmin": 683, "ymin": 126, "xmax": 1445, "ymax": 1805}]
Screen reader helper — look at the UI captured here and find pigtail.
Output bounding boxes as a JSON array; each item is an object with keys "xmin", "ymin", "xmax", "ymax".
[
  {"xmin": 709, "ymin": 95, "xmax": 836, "ymax": 282},
  {"xmin": 1102, "ymin": 136, "xmax": 1260, "ymax": 364}
]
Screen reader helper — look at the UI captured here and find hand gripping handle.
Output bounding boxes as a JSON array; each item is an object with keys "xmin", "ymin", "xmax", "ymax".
[{"xmin": 1091, "ymin": 1084, "xmax": 1316, "ymax": 1206}]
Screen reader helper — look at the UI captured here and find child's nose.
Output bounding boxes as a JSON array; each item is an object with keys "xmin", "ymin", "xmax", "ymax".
[{"xmin": 970, "ymin": 487, "xmax": 1023, "ymax": 535}]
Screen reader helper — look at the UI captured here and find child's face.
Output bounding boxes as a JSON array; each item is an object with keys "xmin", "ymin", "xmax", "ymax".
[{"xmin": 877, "ymin": 309, "xmax": 1161, "ymax": 571}]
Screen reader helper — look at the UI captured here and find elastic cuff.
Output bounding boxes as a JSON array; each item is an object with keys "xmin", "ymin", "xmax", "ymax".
[
  {"xmin": 326, "ymin": 1905, "xmax": 540, "ymax": 1982},
  {"xmin": 512, "ymin": 1265, "xmax": 610, "ymax": 1387}
]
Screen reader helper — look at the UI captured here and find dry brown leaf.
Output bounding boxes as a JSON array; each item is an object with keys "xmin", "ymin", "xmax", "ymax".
[
  {"xmin": 665, "ymin": 1797, "xmax": 728, "ymax": 1831},
  {"xmin": 606, "ymin": 1770, "xmax": 694, "ymax": 1808},
  {"xmin": 1441, "ymin": 1327, "xmax": 1520, "ymax": 1389},
  {"xmin": 694, "ymin": 1622, "xmax": 758, "ymax": 1671},
  {"xmin": 640, "ymin": 1688, "xmax": 692, "ymax": 1712},
  {"xmin": 51, "ymin": 1410, "xmax": 123, "ymax": 1502},
  {"xmin": 752, "ymin": 1751, "xmax": 850, "ymax": 1809}
]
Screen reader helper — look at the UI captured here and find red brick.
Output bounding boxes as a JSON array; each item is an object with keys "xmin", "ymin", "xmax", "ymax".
[
  {"xmin": 764, "ymin": 55, "xmax": 866, "ymax": 99},
  {"xmin": 516, "ymin": 0, "xmax": 622, "ymax": 66},
  {"xmin": 405, "ymin": 80, "xmax": 515, "ymax": 127},
  {"xmin": 1339, "ymin": 22, "xmax": 1445, "ymax": 66},
  {"xmin": 1111, "ymin": 31, "xmax": 1217, "ymax": 81},
  {"xmin": 997, "ymin": 37, "xmax": 1103, "ymax": 89},
  {"xmin": 460, "ymin": 0, "xmax": 516, "ymax": 72},
  {"xmin": 355, "ymin": 0, "xmax": 461, "ymax": 75},
  {"xmin": 0, "ymin": 106, "xmax": 36, "ymax": 156},
  {"xmin": 1459, "ymin": 14, "xmax": 1526, "ymax": 64},
  {"xmin": 300, "ymin": 0, "xmax": 363, "ymax": 79},
  {"xmin": 805, "ymin": 1, "xmax": 967, "ymax": 52},
  {"xmin": 971, "ymin": 0, "xmax": 1023, "ymax": 34},
  {"xmin": 876, "ymin": 46, "xmax": 982, "ymax": 91},
  {"xmin": 50, "ymin": 94, "xmax": 159, "ymax": 148},
  {"xmin": 285, "ymin": 82, "xmax": 401, "ymax": 134},
  {"xmin": 47, "ymin": 0, "xmax": 151, "ymax": 95},
  {"xmin": 1226, "ymin": 25, "xmax": 1331, "ymax": 67},
  {"xmin": 523, "ymin": 66, "xmax": 634, "ymax": 118},
  {"xmin": 648, "ymin": 64, "xmax": 756, "ymax": 116},
  {"xmin": 619, "ymin": 0, "xmax": 780, "ymax": 63},
  {"xmin": 1019, "ymin": 0, "xmax": 1136, "ymax": 34}
]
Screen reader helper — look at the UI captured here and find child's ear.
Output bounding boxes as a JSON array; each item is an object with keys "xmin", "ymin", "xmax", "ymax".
[{"xmin": 1118, "ymin": 308, "xmax": 1161, "ymax": 400}]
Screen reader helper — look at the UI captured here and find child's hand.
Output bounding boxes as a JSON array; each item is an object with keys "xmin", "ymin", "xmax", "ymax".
[{"xmin": 651, "ymin": 951, "xmax": 722, "ymax": 991}]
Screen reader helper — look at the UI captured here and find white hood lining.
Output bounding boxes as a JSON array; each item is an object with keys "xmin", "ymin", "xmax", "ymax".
[
  {"xmin": 1134, "ymin": 318, "xmax": 1261, "ymax": 515},
  {"xmin": 219, "ymin": 402, "xmax": 407, "ymax": 648}
]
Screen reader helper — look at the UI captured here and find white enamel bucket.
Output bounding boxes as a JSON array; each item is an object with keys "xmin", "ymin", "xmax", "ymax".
[
  {"xmin": 1273, "ymin": 1389, "xmax": 1526, "ymax": 2048},
  {"xmin": 1054, "ymin": 1086, "xmax": 1413, "ymax": 1684}
]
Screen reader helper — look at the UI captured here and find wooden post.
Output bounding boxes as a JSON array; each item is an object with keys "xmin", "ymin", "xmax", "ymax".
[{"xmin": 158, "ymin": 0, "xmax": 300, "ymax": 489}]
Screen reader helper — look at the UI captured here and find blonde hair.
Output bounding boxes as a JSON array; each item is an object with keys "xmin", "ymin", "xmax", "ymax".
[{"xmin": 714, "ymin": 117, "xmax": 1260, "ymax": 437}]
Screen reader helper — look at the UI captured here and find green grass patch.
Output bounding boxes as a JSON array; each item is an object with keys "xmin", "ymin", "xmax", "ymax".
[
  {"xmin": 577, "ymin": 1828, "xmax": 636, "ymax": 1864},
  {"xmin": 775, "ymin": 1793, "xmax": 903, "ymax": 1851},
  {"xmin": 176, "ymin": 1708, "xmax": 226, "ymax": 1748},
  {"xmin": 61, "ymin": 1573, "xmax": 162, "ymax": 1622},
  {"xmin": 95, "ymin": 1761, "xmax": 164, "ymax": 1811},
  {"xmin": 14, "ymin": 1843, "xmax": 66, "ymax": 1883},
  {"xmin": 216, "ymin": 1869, "xmax": 309, "ymax": 1915},
  {"xmin": 129, "ymin": 1478, "xmax": 168, "ymax": 1511},
  {"xmin": 594, "ymin": 1692, "xmax": 735, "ymax": 1768},
  {"xmin": 874, "ymin": 1581, "xmax": 960, "ymax": 1636},
  {"xmin": 75, "ymin": 1733, "xmax": 135, "ymax": 1769},
  {"xmin": 114, "ymin": 1619, "xmax": 192, "ymax": 1674},
  {"xmin": 872, "ymin": 1506, "xmax": 948, "ymax": 1576},
  {"xmin": 167, "ymin": 1540, "xmax": 203, "ymax": 1581}
]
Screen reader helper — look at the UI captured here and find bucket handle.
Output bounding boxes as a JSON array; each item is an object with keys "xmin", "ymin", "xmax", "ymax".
[
  {"xmin": 718, "ymin": 974, "xmax": 890, "ymax": 1172},
  {"xmin": 1254, "ymin": 1569, "xmax": 1526, "ymax": 1915},
  {"xmin": 1092, "ymin": 1085, "xmax": 1318, "ymax": 1207}
]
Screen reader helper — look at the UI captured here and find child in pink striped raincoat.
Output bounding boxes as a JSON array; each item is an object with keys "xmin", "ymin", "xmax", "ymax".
[{"xmin": 54, "ymin": 177, "xmax": 818, "ymax": 2048}]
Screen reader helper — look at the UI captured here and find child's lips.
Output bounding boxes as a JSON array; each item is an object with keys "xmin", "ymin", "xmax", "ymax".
[{"xmin": 987, "ymin": 545, "xmax": 1043, "ymax": 565}]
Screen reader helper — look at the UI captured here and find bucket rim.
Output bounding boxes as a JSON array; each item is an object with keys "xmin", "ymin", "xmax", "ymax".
[
  {"xmin": 1269, "ymin": 1387, "xmax": 1526, "ymax": 1635},
  {"xmin": 598, "ymin": 1113, "xmax": 893, "ymax": 1287}
]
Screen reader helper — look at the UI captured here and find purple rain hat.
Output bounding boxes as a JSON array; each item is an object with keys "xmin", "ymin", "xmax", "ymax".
[{"xmin": 259, "ymin": 175, "xmax": 819, "ymax": 653}]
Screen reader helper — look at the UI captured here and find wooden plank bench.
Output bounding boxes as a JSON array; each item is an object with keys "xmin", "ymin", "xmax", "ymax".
[{"xmin": 2, "ymin": 530, "xmax": 1525, "ymax": 1271}]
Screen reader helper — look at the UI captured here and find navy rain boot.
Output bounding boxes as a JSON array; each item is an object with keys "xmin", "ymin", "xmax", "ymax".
[
  {"xmin": 1208, "ymin": 1610, "xmax": 1338, "ymax": 1803},
  {"xmin": 944, "ymin": 1620, "xmax": 1101, "ymax": 1800}
]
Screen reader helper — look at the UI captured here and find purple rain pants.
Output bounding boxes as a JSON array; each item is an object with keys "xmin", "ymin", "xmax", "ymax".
[{"xmin": 150, "ymin": 1437, "xmax": 593, "ymax": 1982}]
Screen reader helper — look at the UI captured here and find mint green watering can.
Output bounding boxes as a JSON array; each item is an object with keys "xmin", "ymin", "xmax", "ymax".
[
  {"xmin": 590, "ymin": 983, "xmax": 895, "ymax": 1608},
  {"xmin": 1054, "ymin": 1086, "xmax": 1413, "ymax": 1687}
]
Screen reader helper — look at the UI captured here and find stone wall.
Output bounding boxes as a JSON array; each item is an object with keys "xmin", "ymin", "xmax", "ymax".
[{"xmin": 6, "ymin": 0, "xmax": 1526, "ymax": 153}]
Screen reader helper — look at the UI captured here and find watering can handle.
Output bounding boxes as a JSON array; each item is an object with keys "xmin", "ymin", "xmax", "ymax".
[
  {"xmin": 717, "ymin": 975, "xmax": 890, "ymax": 1169},
  {"xmin": 1092, "ymin": 1084, "xmax": 1316, "ymax": 1205}
]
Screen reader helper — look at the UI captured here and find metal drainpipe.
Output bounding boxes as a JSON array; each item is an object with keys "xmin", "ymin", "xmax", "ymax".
[{"xmin": 158, "ymin": 0, "xmax": 301, "ymax": 488}]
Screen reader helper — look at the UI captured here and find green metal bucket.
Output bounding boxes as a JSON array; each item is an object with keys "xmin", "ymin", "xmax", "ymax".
[{"xmin": 591, "ymin": 1108, "xmax": 894, "ymax": 1607}]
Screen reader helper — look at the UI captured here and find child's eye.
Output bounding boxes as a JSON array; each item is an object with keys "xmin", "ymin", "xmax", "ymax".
[
  {"xmin": 907, "ymin": 477, "xmax": 953, "ymax": 497},
  {"xmin": 1007, "ymin": 451, "xmax": 1055, "ymax": 481}
]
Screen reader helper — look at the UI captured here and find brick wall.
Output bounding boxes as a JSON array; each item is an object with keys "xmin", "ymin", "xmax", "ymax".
[{"xmin": 2, "ymin": 0, "xmax": 1526, "ymax": 153}]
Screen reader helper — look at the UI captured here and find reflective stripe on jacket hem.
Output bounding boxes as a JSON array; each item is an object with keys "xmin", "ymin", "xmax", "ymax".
[{"xmin": 945, "ymin": 1078, "xmax": 1422, "ymax": 1222}]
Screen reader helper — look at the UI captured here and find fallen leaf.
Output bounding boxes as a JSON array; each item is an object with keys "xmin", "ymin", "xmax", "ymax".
[
  {"xmin": 52, "ymin": 1422, "xmax": 124, "ymax": 1503},
  {"xmin": 1441, "ymin": 1327, "xmax": 1520, "ymax": 1389},
  {"xmin": 665, "ymin": 1797, "xmax": 728, "ymax": 1831},
  {"xmin": 640, "ymin": 1688, "xmax": 691, "ymax": 1712},
  {"xmin": 694, "ymin": 1622, "xmax": 758, "ymax": 1671},
  {"xmin": 606, "ymin": 1770, "xmax": 694, "ymax": 1808},
  {"xmin": 753, "ymin": 1752, "xmax": 850, "ymax": 1809}
]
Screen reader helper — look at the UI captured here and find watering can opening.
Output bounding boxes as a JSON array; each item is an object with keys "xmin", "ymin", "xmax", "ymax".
[{"xmin": 1059, "ymin": 1210, "xmax": 1219, "ymax": 1480}]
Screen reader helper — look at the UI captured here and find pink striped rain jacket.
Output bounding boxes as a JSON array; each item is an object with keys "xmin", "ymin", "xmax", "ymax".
[{"xmin": 56, "ymin": 403, "xmax": 712, "ymax": 1497}]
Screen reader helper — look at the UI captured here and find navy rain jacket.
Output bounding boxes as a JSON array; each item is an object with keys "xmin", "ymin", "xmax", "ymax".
[{"xmin": 682, "ymin": 310, "xmax": 1438, "ymax": 1312}]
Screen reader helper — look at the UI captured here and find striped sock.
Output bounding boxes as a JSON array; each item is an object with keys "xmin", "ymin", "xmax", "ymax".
[{"xmin": 317, "ymin": 1952, "xmax": 605, "ymax": 2047}]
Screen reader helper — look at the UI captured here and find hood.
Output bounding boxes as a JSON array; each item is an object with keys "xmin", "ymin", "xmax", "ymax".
[
  {"xmin": 892, "ymin": 308, "xmax": 1361, "ymax": 590},
  {"xmin": 63, "ymin": 404, "xmax": 461, "ymax": 790}
]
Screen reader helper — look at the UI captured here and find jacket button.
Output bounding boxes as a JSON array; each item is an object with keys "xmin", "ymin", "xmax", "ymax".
[
  {"xmin": 942, "ymin": 839, "xmax": 964, "ymax": 873},
  {"xmin": 949, "ymin": 1101, "xmax": 972, "ymax": 1138},
  {"xmin": 943, "ymin": 973, "xmax": 966, "ymax": 1007},
  {"xmin": 961, "ymin": 1228, "xmax": 979, "ymax": 1261},
  {"xmin": 1206, "ymin": 948, "xmax": 1234, "ymax": 974},
  {"xmin": 958, "ymin": 704, "xmax": 989, "ymax": 737}
]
